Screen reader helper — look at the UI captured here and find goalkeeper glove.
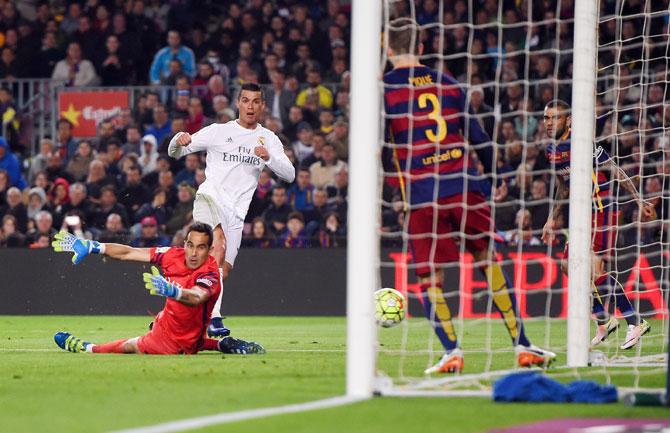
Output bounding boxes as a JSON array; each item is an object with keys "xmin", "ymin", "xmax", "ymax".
[
  {"xmin": 51, "ymin": 230, "xmax": 104, "ymax": 265},
  {"xmin": 143, "ymin": 266, "xmax": 182, "ymax": 300}
]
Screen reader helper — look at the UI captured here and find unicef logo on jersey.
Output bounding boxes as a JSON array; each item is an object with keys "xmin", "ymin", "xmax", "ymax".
[{"xmin": 221, "ymin": 145, "xmax": 263, "ymax": 166}]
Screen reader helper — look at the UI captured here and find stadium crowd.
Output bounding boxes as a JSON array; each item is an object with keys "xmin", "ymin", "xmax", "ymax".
[{"xmin": 0, "ymin": 0, "xmax": 668, "ymax": 251}]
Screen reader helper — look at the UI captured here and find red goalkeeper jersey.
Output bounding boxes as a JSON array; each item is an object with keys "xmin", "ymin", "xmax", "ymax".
[{"xmin": 149, "ymin": 246, "xmax": 220, "ymax": 353}]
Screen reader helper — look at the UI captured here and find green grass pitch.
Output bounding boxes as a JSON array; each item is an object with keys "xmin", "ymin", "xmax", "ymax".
[{"xmin": 1, "ymin": 316, "xmax": 668, "ymax": 433}]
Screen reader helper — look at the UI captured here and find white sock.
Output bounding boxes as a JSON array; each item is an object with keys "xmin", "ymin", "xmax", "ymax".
[{"xmin": 211, "ymin": 267, "xmax": 224, "ymax": 320}]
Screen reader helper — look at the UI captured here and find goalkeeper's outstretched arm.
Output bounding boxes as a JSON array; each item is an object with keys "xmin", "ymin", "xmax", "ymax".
[{"xmin": 104, "ymin": 243, "xmax": 152, "ymax": 262}]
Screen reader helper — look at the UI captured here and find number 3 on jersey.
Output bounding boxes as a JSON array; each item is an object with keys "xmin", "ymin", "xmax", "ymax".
[{"xmin": 418, "ymin": 93, "xmax": 447, "ymax": 142}]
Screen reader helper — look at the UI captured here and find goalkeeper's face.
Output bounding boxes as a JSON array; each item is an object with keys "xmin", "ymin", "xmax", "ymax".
[
  {"xmin": 183, "ymin": 231, "xmax": 212, "ymax": 269},
  {"xmin": 237, "ymin": 90, "xmax": 265, "ymax": 128}
]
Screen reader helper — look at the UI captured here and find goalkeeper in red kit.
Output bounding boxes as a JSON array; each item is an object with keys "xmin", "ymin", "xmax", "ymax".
[{"xmin": 50, "ymin": 223, "xmax": 264, "ymax": 355}]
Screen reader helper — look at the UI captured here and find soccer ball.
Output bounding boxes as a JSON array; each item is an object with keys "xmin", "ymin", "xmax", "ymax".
[{"xmin": 374, "ymin": 288, "xmax": 405, "ymax": 328}]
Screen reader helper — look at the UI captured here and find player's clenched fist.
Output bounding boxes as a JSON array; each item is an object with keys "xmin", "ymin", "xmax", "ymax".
[
  {"xmin": 176, "ymin": 132, "xmax": 192, "ymax": 146},
  {"xmin": 254, "ymin": 146, "xmax": 269, "ymax": 161}
]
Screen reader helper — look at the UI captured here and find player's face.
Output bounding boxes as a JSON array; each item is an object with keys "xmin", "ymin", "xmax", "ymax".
[
  {"xmin": 237, "ymin": 90, "xmax": 264, "ymax": 127},
  {"xmin": 184, "ymin": 231, "xmax": 212, "ymax": 269},
  {"xmin": 543, "ymin": 106, "xmax": 571, "ymax": 139}
]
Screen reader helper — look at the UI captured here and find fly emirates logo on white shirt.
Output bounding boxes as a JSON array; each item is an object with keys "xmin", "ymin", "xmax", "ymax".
[{"xmin": 221, "ymin": 142, "xmax": 264, "ymax": 166}]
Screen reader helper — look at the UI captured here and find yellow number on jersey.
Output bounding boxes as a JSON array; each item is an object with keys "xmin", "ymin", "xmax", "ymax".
[{"xmin": 418, "ymin": 93, "xmax": 447, "ymax": 142}]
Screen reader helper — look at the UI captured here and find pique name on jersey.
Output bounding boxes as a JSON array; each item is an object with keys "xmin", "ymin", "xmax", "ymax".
[{"xmin": 221, "ymin": 151, "xmax": 263, "ymax": 165}]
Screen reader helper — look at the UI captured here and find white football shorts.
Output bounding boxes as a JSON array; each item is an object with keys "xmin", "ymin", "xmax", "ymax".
[{"xmin": 192, "ymin": 193, "xmax": 243, "ymax": 266}]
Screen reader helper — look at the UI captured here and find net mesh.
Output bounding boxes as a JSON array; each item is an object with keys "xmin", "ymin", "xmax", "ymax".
[{"xmin": 377, "ymin": 0, "xmax": 669, "ymax": 395}]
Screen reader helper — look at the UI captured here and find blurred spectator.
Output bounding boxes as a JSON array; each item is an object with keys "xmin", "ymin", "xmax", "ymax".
[
  {"xmin": 246, "ymin": 169, "xmax": 275, "ymax": 222},
  {"xmin": 91, "ymin": 185, "xmax": 129, "ymax": 229},
  {"xmin": 29, "ymin": 138, "xmax": 54, "ymax": 184},
  {"xmin": 185, "ymin": 97, "xmax": 211, "ymax": 133},
  {"xmin": 146, "ymin": 104, "xmax": 172, "ymax": 145},
  {"xmin": 0, "ymin": 88, "xmax": 20, "ymax": 151},
  {"xmin": 26, "ymin": 210, "xmax": 56, "ymax": 245},
  {"xmin": 130, "ymin": 216, "xmax": 170, "ymax": 247},
  {"xmin": 526, "ymin": 178, "xmax": 550, "ymax": 231},
  {"xmin": 493, "ymin": 181, "xmax": 518, "ymax": 232},
  {"xmin": 175, "ymin": 153, "xmax": 200, "ymax": 186},
  {"xmin": 66, "ymin": 140, "xmax": 95, "ymax": 182},
  {"xmin": 326, "ymin": 166, "xmax": 348, "ymax": 210},
  {"xmin": 284, "ymin": 106, "xmax": 306, "ymax": 143},
  {"xmin": 326, "ymin": 117, "xmax": 349, "ymax": 161},
  {"xmin": 37, "ymin": 31, "xmax": 63, "ymax": 78},
  {"xmin": 296, "ymin": 69, "xmax": 333, "ymax": 109},
  {"xmin": 263, "ymin": 185, "xmax": 291, "ymax": 234},
  {"xmin": 317, "ymin": 212, "xmax": 346, "ymax": 248},
  {"xmin": 49, "ymin": 177, "xmax": 70, "ymax": 217},
  {"xmin": 0, "ymin": 136, "xmax": 25, "ymax": 189},
  {"xmin": 119, "ymin": 165, "xmax": 150, "ymax": 220},
  {"xmin": 97, "ymin": 213, "xmax": 128, "ymax": 244},
  {"xmin": 149, "ymin": 30, "xmax": 195, "ymax": 84},
  {"xmin": 51, "ymin": 42, "xmax": 99, "ymax": 87},
  {"xmin": 266, "ymin": 69, "xmax": 295, "ymax": 128},
  {"xmin": 242, "ymin": 217, "xmax": 275, "ymax": 248},
  {"xmin": 135, "ymin": 187, "xmax": 169, "ymax": 227},
  {"xmin": 85, "ymin": 160, "xmax": 115, "ymax": 203},
  {"xmin": 122, "ymin": 126, "xmax": 142, "ymax": 156},
  {"xmin": 58, "ymin": 183, "xmax": 93, "ymax": 228},
  {"xmin": 0, "ymin": 47, "xmax": 18, "ymax": 79},
  {"xmin": 26, "ymin": 187, "xmax": 48, "ymax": 221},
  {"xmin": 503, "ymin": 209, "xmax": 542, "ymax": 246},
  {"xmin": 148, "ymin": 167, "xmax": 174, "ymax": 204},
  {"xmin": 0, "ymin": 214, "xmax": 25, "ymax": 247},
  {"xmin": 72, "ymin": 15, "xmax": 102, "ymax": 66},
  {"xmin": 165, "ymin": 183, "xmax": 194, "ymax": 235},
  {"xmin": 0, "ymin": 169, "xmax": 8, "ymax": 206},
  {"xmin": 59, "ymin": 210, "xmax": 93, "ymax": 241},
  {"xmin": 309, "ymin": 143, "xmax": 347, "ymax": 189},
  {"xmin": 96, "ymin": 120, "xmax": 118, "ymax": 153},
  {"xmin": 292, "ymin": 122, "xmax": 314, "ymax": 164},
  {"xmin": 60, "ymin": 3, "xmax": 83, "ymax": 35},
  {"xmin": 288, "ymin": 168, "xmax": 315, "ymax": 212},
  {"xmin": 1, "ymin": 187, "xmax": 27, "ymax": 232},
  {"xmin": 56, "ymin": 119, "xmax": 78, "ymax": 161},
  {"xmin": 304, "ymin": 188, "xmax": 332, "ymax": 236},
  {"xmin": 278, "ymin": 211, "xmax": 309, "ymax": 248},
  {"xmin": 139, "ymin": 135, "xmax": 159, "ymax": 175}
]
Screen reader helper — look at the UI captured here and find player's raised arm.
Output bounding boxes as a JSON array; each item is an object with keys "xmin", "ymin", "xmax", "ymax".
[
  {"xmin": 598, "ymin": 151, "xmax": 656, "ymax": 219},
  {"xmin": 255, "ymin": 135, "xmax": 296, "ymax": 183},
  {"xmin": 52, "ymin": 230, "xmax": 151, "ymax": 264},
  {"xmin": 168, "ymin": 125, "xmax": 214, "ymax": 159}
]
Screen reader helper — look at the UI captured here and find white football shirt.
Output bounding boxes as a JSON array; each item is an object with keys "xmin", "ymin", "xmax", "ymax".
[{"xmin": 168, "ymin": 120, "xmax": 295, "ymax": 220}]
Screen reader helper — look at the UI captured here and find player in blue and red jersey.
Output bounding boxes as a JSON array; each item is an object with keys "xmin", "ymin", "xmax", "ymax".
[
  {"xmin": 541, "ymin": 99, "xmax": 653, "ymax": 350},
  {"xmin": 50, "ymin": 223, "xmax": 264, "ymax": 355},
  {"xmin": 383, "ymin": 18, "xmax": 555, "ymax": 374}
]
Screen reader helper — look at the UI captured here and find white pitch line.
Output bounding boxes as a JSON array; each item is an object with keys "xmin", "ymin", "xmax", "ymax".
[{"xmin": 106, "ymin": 395, "xmax": 366, "ymax": 433}]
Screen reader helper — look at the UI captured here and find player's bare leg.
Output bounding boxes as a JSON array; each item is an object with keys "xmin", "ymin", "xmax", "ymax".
[
  {"xmin": 208, "ymin": 225, "xmax": 231, "ymax": 337},
  {"xmin": 54, "ymin": 332, "xmax": 140, "ymax": 354},
  {"xmin": 420, "ymin": 269, "xmax": 464, "ymax": 374},
  {"xmin": 471, "ymin": 249, "xmax": 555, "ymax": 368}
]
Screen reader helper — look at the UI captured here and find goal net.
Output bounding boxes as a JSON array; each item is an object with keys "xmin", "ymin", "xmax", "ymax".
[{"xmin": 374, "ymin": 0, "xmax": 670, "ymax": 396}]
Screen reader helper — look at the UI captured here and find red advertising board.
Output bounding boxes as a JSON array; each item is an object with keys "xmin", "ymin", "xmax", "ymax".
[{"xmin": 58, "ymin": 90, "xmax": 129, "ymax": 137}]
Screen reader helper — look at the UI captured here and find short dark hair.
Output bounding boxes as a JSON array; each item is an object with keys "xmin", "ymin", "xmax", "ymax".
[
  {"xmin": 387, "ymin": 18, "xmax": 420, "ymax": 55},
  {"xmin": 187, "ymin": 222, "xmax": 213, "ymax": 247},
  {"xmin": 237, "ymin": 82, "xmax": 264, "ymax": 101},
  {"xmin": 544, "ymin": 99, "xmax": 571, "ymax": 116}
]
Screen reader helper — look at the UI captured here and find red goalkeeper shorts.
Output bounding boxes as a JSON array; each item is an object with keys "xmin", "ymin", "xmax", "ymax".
[{"xmin": 408, "ymin": 192, "xmax": 496, "ymax": 276}]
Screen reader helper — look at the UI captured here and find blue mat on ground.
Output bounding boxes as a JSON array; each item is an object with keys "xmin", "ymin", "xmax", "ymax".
[{"xmin": 493, "ymin": 372, "xmax": 617, "ymax": 403}]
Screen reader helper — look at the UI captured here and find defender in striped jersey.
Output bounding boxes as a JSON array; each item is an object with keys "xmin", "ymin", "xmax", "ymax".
[
  {"xmin": 383, "ymin": 18, "xmax": 555, "ymax": 374},
  {"xmin": 541, "ymin": 100, "xmax": 653, "ymax": 350}
]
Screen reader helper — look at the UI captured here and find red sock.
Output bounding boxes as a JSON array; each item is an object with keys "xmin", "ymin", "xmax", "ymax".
[
  {"xmin": 199, "ymin": 338, "xmax": 220, "ymax": 352},
  {"xmin": 92, "ymin": 339, "xmax": 129, "ymax": 354}
]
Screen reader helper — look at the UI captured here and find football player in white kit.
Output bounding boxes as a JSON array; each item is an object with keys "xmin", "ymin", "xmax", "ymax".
[{"xmin": 168, "ymin": 83, "xmax": 296, "ymax": 337}]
